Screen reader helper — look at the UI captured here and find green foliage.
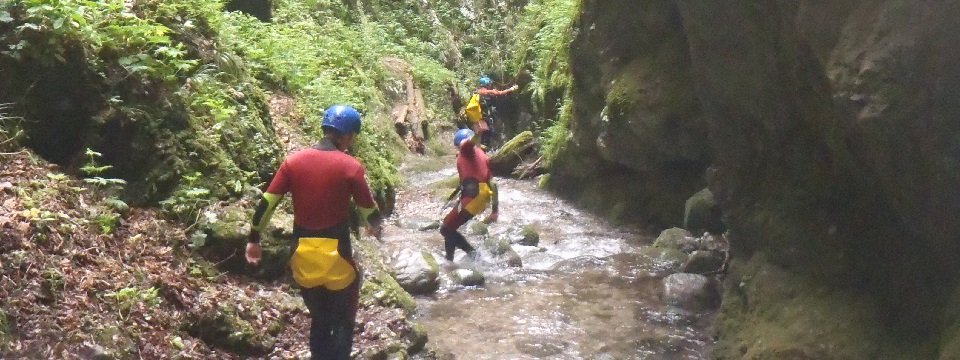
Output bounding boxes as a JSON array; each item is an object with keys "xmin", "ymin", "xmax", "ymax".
[
  {"xmin": 5, "ymin": 0, "xmax": 198, "ymax": 83},
  {"xmin": 104, "ymin": 286, "xmax": 161, "ymax": 319},
  {"xmin": 506, "ymin": 0, "xmax": 579, "ymax": 165},
  {"xmin": 159, "ymin": 171, "xmax": 213, "ymax": 222},
  {"xmin": 217, "ymin": 0, "xmax": 471, "ymax": 197},
  {"xmin": 94, "ymin": 212, "xmax": 120, "ymax": 234},
  {"xmin": 0, "ymin": 103, "xmax": 23, "ymax": 151},
  {"xmin": 42, "ymin": 267, "xmax": 65, "ymax": 292},
  {"xmin": 81, "ymin": 147, "xmax": 127, "ymax": 189},
  {"xmin": 539, "ymin": 94, "xmax": 573, "ymax": 166},
  {"xmin": 510, "ymin": 0, "xmax": 578, "ymax": 106}
]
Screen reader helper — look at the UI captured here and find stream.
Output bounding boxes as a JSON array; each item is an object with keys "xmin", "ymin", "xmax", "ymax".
[{"xmin": 380, "ymin": 153, "xmax": 715, "ymax": 359}]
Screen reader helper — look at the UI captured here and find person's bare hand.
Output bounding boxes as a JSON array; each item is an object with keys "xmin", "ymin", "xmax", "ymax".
[{"xmin": 245, "ymin": 242, "xmax": 262, "ymax": 265}]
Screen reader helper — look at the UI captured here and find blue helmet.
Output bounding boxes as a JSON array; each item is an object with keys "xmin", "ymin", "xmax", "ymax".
[
  {"xmin": 321, "ymin": 105, "xmax": 362, "ymax": 134},
  {"xmin": 478, "ymin": 76, "xmax": 492, "ymax": 87},
  {"xmin": 454, "ymin": 128, "xmax": 475, "ymax": 147}
]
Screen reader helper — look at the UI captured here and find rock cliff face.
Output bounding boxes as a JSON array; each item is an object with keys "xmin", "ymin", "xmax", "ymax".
[
  {"xmin": 556, "ymin": 0, "xmax": 960, "ymax": 357},
  {"xmin": 550, "ymin": 0, "xmax": 709, "ymax": 226}
]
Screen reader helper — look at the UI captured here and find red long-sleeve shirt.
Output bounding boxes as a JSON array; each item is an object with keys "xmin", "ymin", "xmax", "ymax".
[{"xmin": 266, "ymin": 148, "xmax": 376, "ymax": 230}]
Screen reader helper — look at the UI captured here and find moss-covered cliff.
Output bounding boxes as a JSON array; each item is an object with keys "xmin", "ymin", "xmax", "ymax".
[
  {"xmin": 558, "ymin": 0, "xmax": 960, "ymax": 358},
  {"xmin": 547, "ymin": 0, "xmax": 709, "ymax": 226}
]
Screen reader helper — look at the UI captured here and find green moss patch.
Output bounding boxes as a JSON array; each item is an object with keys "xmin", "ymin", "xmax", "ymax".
[{"xmin": 715, "ymin": 254, "xmax": 916, "ymax": 359}]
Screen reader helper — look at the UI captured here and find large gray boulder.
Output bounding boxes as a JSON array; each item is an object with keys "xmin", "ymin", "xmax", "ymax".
[
  {"xmin": 390, "ymin": 249, "xmax": 440, "ymax": 295},
  {"xmin": 662, "ymin": 273, "xmax": 720, "ymax": 313}
]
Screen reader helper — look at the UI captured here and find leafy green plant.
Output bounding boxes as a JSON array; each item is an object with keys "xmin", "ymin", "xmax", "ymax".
[
  {"xmin": 104, "ymin": 286, "xmax": 160, "ymax": 319},
  {"xmin": 0, "ymin": 103, "xmax": 23, "ymax": 152},
  {"xmin": 80, "ymin": 148, "xmax": 127, "ymax": 188},
  {"xmin": 94, "ymin": 212, "xmax": 120, "ymax": 234},
  {"xmin": 159, "ymin": 172, "xmax": 212, "ymax": 222},
  {"xmin": 506, "ymin": 0, "xmax": 579, "ymax": 164},
  {"xmin": 42, "ymin": 267, "xmax": 65, "ymax": 292}
]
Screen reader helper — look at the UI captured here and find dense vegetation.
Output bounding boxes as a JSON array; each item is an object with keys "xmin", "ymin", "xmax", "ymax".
[{"xmin": 0, "ymin": 0, "xmax": 589, "ymax": 357}]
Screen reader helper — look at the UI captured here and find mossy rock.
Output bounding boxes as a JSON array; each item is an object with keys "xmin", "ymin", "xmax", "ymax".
[
  {"xmin": 361, "ymin": 273, "xmax": 417, "ymax": 314},
  {"xmin": 537, "ymin": 173, "xmax": 551, "ymax": 189},
  {"xmin": 489, "ymin": 131, "xmax": 536, "ymax": 176},
  {"xmin": 204, "ymin": 205, "xmax": 250, "ymax": 246},
  {"xmin": 355, "ymin": 236, "xmax": 417, "ymax": 314},
  {"xmin": 653, "ymin": 227, "xmax": 698, "ymax": 253},
  {"xmin": 465, "ymin": 220, "xmax": 488, "ymax": 236},
  {"xmin": 450, "ymin": 268, "xmax": 485, "ymax": 287},
  {"xmin": 637, "ymin": 246, "xmax": 688, "ymax": 273},
  {"xmin": 185, "ymin": 305, "xmax": 275, "ymax": 356},
  {"xmin": 684, "ymin": 188, "xmax": 725, "ymax": 235},
  {"xmin": 266, "ymin": 211, "xmax": 295, "ymax": 240},
  {"xmin": 481, "ymin": 236, "xmax": 511, "ymax": 255},
  {"xmin": 713, "ymin": 255, "xmax": 901, "ymax": 359},
  {"xmin": 520, "ymin": 225, "xmax": 540, "ymax": 246},
  {"xmin": 682, "ymin": 250, "xmax": 725, "ymax": 275},
  {"xmin": 407, "ymin": 322, "xmax": 428, "ymax": 353}
]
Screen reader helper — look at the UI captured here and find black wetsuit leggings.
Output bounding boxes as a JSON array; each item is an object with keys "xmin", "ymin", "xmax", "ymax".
[
  {"xmin": 301, "ymin": 280, "xmax": 359, "ymax": 360},
  {"xmin": 294, "ymin": 225, "xmax": 358, "ymax": 360},
  {"xmin": 440, "ymin": 209, "xmax": 476, "ymax": 261}
]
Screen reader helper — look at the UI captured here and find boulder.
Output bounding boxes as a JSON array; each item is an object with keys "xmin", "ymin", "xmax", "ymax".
[
  {"xmin": 450, "ymin": 268, "xmax": 485, "ymax": 287},
  {"xmin": 637, "ymin": 246, "xmax": 689, "ymax": 274},
  {"xmin": 497, "ymin": 248, "xmax": 523, "ymax": 268},
  {"xmin": 395, "ymin": 215, "xmax": 438, "ymax": 231},
  {"xmin": 488, "ymin": 131, "xmax": 536, "ymax": 176},
  {"xmin": 683, "ymin": 188, "xmax": 724, "ymax": 235},
  {"xmin": 464, "ymin": 220, "xmax": 488, "ymax": 236},
  {"xmin": 653, "ymin": 228, "xmax": 699, "ymax": 253},
  {"xmin": 681, "ymin": 250, "xmax": 725, "ymax": 274},
  {"xmin": 203, "ymin": 205, "xmax": 249, "ymax": 251},
  {"xmin": 519, "ymin": 226, "xmax": 540, "ymax": 247},
  {"xmin": 662, "ymin": 273, "xmax": 720, "ymax": 313},
  {"xmin": 390, "ymin": 249, "xmax": 440, "ymax": 295},
  {"xmin": 185, "ymin": 305, "xmax": 275, "ymax": 355}
]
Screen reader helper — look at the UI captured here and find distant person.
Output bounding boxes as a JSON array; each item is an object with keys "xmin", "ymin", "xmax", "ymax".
[
  {"xmin": 466, "ymin": 75, "xmax": 519, "ymax": 148},
  {"xmin": 245, "ymin": 105, "xmax": 383, "ymax": 360},
  {"xmin": 439, "ymin": 128, "xmax": 499, "ymax": 261}
]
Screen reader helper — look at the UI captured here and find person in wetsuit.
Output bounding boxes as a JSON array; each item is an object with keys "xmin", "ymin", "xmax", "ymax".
[
  {"xmin": 474, "ymin": 75, "xmax": 519, "ymax": 148},
  {"xmin": 245, "ymin": 105, "xmax": 383, "ymax": 360},
  {"xmin": 439, "ymin": 128, "xmax": 500, "ymax": 261}
]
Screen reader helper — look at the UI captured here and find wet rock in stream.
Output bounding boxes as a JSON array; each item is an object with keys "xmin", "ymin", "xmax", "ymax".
[{"xmin": 390, "ymin": 249, "xmax": 440, "ymax": 295}]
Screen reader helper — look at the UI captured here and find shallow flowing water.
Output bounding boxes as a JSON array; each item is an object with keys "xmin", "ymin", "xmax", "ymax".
[{"xmin": 381, "ymin": 154, "xmax": 714, "ymax": 359}]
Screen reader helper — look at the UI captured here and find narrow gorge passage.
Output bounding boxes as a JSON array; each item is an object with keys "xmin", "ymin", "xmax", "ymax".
[{"xmin": 381, "ymin": 154, "xmax": 715, "ymax": 359}]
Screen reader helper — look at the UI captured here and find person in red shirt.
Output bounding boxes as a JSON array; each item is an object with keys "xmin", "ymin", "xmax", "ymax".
[
  {"xmin": 440, "ymin": 128, "xmax": 500, "ymax": 261},
  {"xmin": 474, "ymin": 75, "xmax": 519, "ymax": 148},
  {"xmin": 245, "ymin": 105, "xmax": 382, "ymax": 360}
]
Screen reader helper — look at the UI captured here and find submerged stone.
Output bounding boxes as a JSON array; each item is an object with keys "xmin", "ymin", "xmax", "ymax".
[
  {"xmin": 662, "ymin": 273, "xmax": 720, "ymax": 313},
  {"xmin": 451, "ymin": 268, "xmax": 485, "ymax": 287}
]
